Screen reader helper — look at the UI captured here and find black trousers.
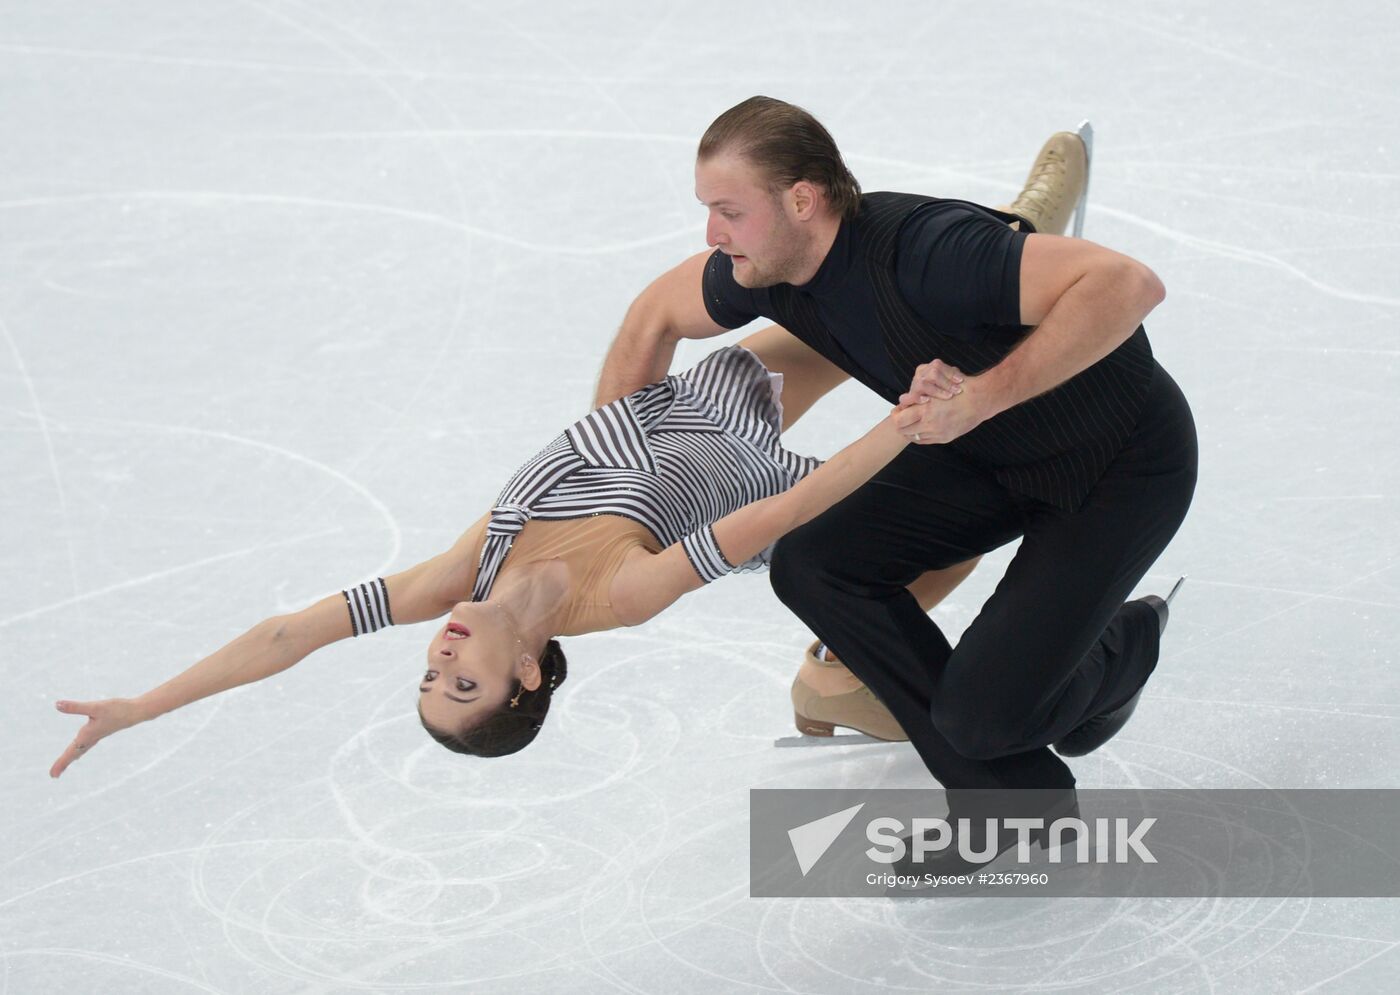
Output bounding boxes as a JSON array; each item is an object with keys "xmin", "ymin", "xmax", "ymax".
[{"xmin": 770, "ymin": 362, "xmax": 1198, "ymax": 790}]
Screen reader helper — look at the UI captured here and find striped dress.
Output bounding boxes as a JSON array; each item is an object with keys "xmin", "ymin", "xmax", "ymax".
[{"xmin": 470, "ymin": 345, "xmax": 822, "ymax": 601}]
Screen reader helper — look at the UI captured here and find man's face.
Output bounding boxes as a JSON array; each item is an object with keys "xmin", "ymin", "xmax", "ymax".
[{"xmin": 695, "ymin": 153, "xmax": 804, "ymax": 288}]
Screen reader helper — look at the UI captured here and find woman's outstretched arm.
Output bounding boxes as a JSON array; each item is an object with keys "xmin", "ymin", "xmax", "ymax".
[
  {"xmin": 609, "ymin": 408, "xmax": 911, "ymax": 625},
  {"xmin": 49, "ymin": 521, "xmax": 486, "ymax": 778}
]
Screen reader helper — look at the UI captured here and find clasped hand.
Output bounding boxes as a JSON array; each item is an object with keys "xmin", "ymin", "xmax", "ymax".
[{"xmin": 891, "ymin": 359, "xmax": 984, "ymax": 444}]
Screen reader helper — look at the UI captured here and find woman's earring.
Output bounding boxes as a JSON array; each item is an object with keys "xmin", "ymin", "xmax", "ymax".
[{"xmin": 509, "ymin": 687, "xmax": 523, "ymax": 709}]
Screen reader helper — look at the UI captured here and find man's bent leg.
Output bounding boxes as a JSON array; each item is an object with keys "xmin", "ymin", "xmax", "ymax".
[
  {"xmin": 771, "ymin": 445, "xmax": 1077, "ymax": 789},
  {"xmin": 930, "ymin": 364, "xmax": 1199, "ymax": 759}
]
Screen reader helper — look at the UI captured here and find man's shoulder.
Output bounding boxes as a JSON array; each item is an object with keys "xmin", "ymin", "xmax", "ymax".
[
  {"xmin": 857, "ymin": 193, "xmax": 1010, "ymax": 251},
  {"xmin": 860, "ymin": 192, "xmax": 1011, "ymax": 222},
  {"xmin": 701, "ymin": 247, "xmax": 776, "ymax": 327},
  {"xmin": 860, "ymin": 191, "xmax": 995, "ymax": 211},
  {"xmin": 859, "ymin": 190, "xmax": 939, "ymax": 215}
]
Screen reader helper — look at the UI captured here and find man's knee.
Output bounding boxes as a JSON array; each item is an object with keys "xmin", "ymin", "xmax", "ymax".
[{"xmin": 768, "ymin": 524, "xmax": 830, "ymax": 610}]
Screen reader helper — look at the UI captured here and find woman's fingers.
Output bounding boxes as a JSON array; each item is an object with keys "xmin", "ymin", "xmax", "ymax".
[
  {"xmin": 907, "ymin": 360, "xmax": 965, "ymax": 402},
  {"xmin": 918, "ymin": 361, "xmax": 963, "ymax": 383},
  {"xmin": 50, "ymin": 729, "xmax": 94, "ymax": 778},
  {"xmin": 52, "ymin": 700, "xmax": 109, "ymax": 778},
  {"xmin": 926, "ymin": 359, "xmax": 964, "ymax": 382}
]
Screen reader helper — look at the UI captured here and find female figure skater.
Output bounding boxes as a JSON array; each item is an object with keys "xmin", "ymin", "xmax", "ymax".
[{"xmin": 50, "ymin": 326, "xmax": 974, "ymax": 772}]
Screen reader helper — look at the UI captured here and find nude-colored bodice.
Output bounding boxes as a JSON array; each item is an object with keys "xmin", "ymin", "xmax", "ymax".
[{"xmin": 460, "ymin": 512, "xmax": 662, "ymax": 636}]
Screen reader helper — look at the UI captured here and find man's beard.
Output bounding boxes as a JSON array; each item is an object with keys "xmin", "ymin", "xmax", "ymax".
[{"xmin": 736, "ymin": 229, "xmax": 804, "ymax": 289}]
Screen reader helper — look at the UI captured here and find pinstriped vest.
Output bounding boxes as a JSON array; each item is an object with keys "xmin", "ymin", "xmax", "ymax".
[{"xmin": 765, "ymin": 192, "xmax": 1157, "ymax": 512}]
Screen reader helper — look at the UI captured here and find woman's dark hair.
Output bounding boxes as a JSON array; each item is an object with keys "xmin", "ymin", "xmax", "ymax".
[
  {"xmin": 697, "ymin": 95, "xmax": 862, "ymax": 221},
  {"xmin": 421, "ymin": 639, "xmax": 568, "ymax": 758}
]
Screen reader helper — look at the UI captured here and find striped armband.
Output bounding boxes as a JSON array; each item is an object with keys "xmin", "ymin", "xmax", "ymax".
[
  {"xmin": 342, "ymin": 577, "xmax": 394, "ymax": 636},
  {"xmin": 680, "ymin": 524, "xmax": 738, "ymax": 584}
]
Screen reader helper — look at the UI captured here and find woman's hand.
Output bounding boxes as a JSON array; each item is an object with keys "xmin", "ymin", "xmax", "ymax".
[
  {"xmin": 892, "ymin": 359, "xmax": 991, "ymax": 445},
  {"xmin": 50, "ymin": 698, "xmax": 145, "ymax": 778},
  {"xmin": 897, "ymin": 358, "xmax": 964, "ymax": 406}
]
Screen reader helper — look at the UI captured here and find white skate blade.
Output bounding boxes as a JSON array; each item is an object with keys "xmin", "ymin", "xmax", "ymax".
[
  {"xmin": 773, "ymin": 732, "xmax": 891, "ymax": 748},
  {"xmin": 1072, "ymin": 119, "xmax": 1094, "ymax": 238},
  {"xmin": 1165, "ymin": 574, "xmax": 1187, "ymax": 606}
]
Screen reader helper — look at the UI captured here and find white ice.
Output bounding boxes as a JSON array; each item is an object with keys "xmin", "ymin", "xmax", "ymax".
[{"xmin": 3, "ymin": 1, "xmax": 1399, "ymax": 992}]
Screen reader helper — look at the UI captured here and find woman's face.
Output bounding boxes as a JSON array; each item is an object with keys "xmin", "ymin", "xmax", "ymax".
[{"xmin": 418, "ymin": 602, "xmax": 541, "ymax": 732}]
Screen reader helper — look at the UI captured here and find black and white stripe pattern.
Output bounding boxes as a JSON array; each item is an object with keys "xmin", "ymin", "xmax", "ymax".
[
  {"xmin": 470, "ymin": 346, "xmax": 821, "ymax": 601},
  {"xmin": 681, "ymin": 524, "xmax": 737, "ymax": 583},
  {"xmin": 342, "ymin": 577, "xmax": 393, "ymax": 636}
]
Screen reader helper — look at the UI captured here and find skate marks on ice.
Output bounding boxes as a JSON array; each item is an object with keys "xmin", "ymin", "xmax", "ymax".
[{"xmin": 6, "ymin": 0, "xmax": 1400, "ymax": 992}]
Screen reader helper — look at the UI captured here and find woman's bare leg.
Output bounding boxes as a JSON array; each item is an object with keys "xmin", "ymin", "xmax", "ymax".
[{"xmin": 908, "ymin": 556, "xmax": 981, "ymax": 612}]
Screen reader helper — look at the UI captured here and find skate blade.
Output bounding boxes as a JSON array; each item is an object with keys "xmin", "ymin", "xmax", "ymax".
[
  {"xmin": 773, "ymin": 732, "xmax": 891, "ymax": 748},
  {"xmin": 1072, "ymin": 119, "xmax": 1094, "ymax": 239},
  {"xmin": 1165, "ymin": 574, "xmax": 1187, "ymax": 606}
]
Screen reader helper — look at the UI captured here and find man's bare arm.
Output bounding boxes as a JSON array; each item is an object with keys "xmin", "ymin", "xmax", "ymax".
[
  {"xmin": 593, "ymin": 249, "xmax": 731, "ymax": 408},
  {"xmin": 977, "ymin": 234, "xmax": 1165, "ymax": 417}
]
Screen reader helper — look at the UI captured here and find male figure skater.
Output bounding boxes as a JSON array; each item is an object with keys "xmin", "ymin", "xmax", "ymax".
[{"xmin": 593, "ymin": 97, "xmax": 1197, "ymax": 866}]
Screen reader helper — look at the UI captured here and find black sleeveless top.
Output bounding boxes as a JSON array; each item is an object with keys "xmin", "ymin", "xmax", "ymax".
[{"xmin": 706, "ymin": 193, "xmax": 1156, "ymax": 512}]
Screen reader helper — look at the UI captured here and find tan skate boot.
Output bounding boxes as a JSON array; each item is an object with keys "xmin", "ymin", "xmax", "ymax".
[
  {"xmin": 995, "ymin": 121, "xmax": 1092, "ymax": 237},
  {"xmin": 791, "ymin": 641, "xmax": 909, "ymax": 742}
]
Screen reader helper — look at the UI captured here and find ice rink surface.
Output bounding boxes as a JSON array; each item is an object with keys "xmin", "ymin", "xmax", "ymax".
[{"xmin": 3, "ymin": 1, "xmax": 1398, "ymax": 992}]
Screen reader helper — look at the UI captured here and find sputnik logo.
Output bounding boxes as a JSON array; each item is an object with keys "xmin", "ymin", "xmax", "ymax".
[{"xmin": 788, "ymin": 803, "xmax": 865, "ymax": 876}]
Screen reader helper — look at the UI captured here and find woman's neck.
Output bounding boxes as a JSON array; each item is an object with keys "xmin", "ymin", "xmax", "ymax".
[{"xmin": 489, "ymin": 558, "xmax": 571, "ymax": 651}]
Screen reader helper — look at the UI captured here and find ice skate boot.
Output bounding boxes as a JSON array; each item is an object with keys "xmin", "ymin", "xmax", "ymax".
[
  {"xmin": 996, "ymin": 120, "xmax": 1093, "ymax": 237},
  {"xmin": 789, "ymin": 641, "xmax": 909, "ymax": 743},
  {"xmin": 1054, "ymin": 577, "xmax": 1185, "ymax": 758}
]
